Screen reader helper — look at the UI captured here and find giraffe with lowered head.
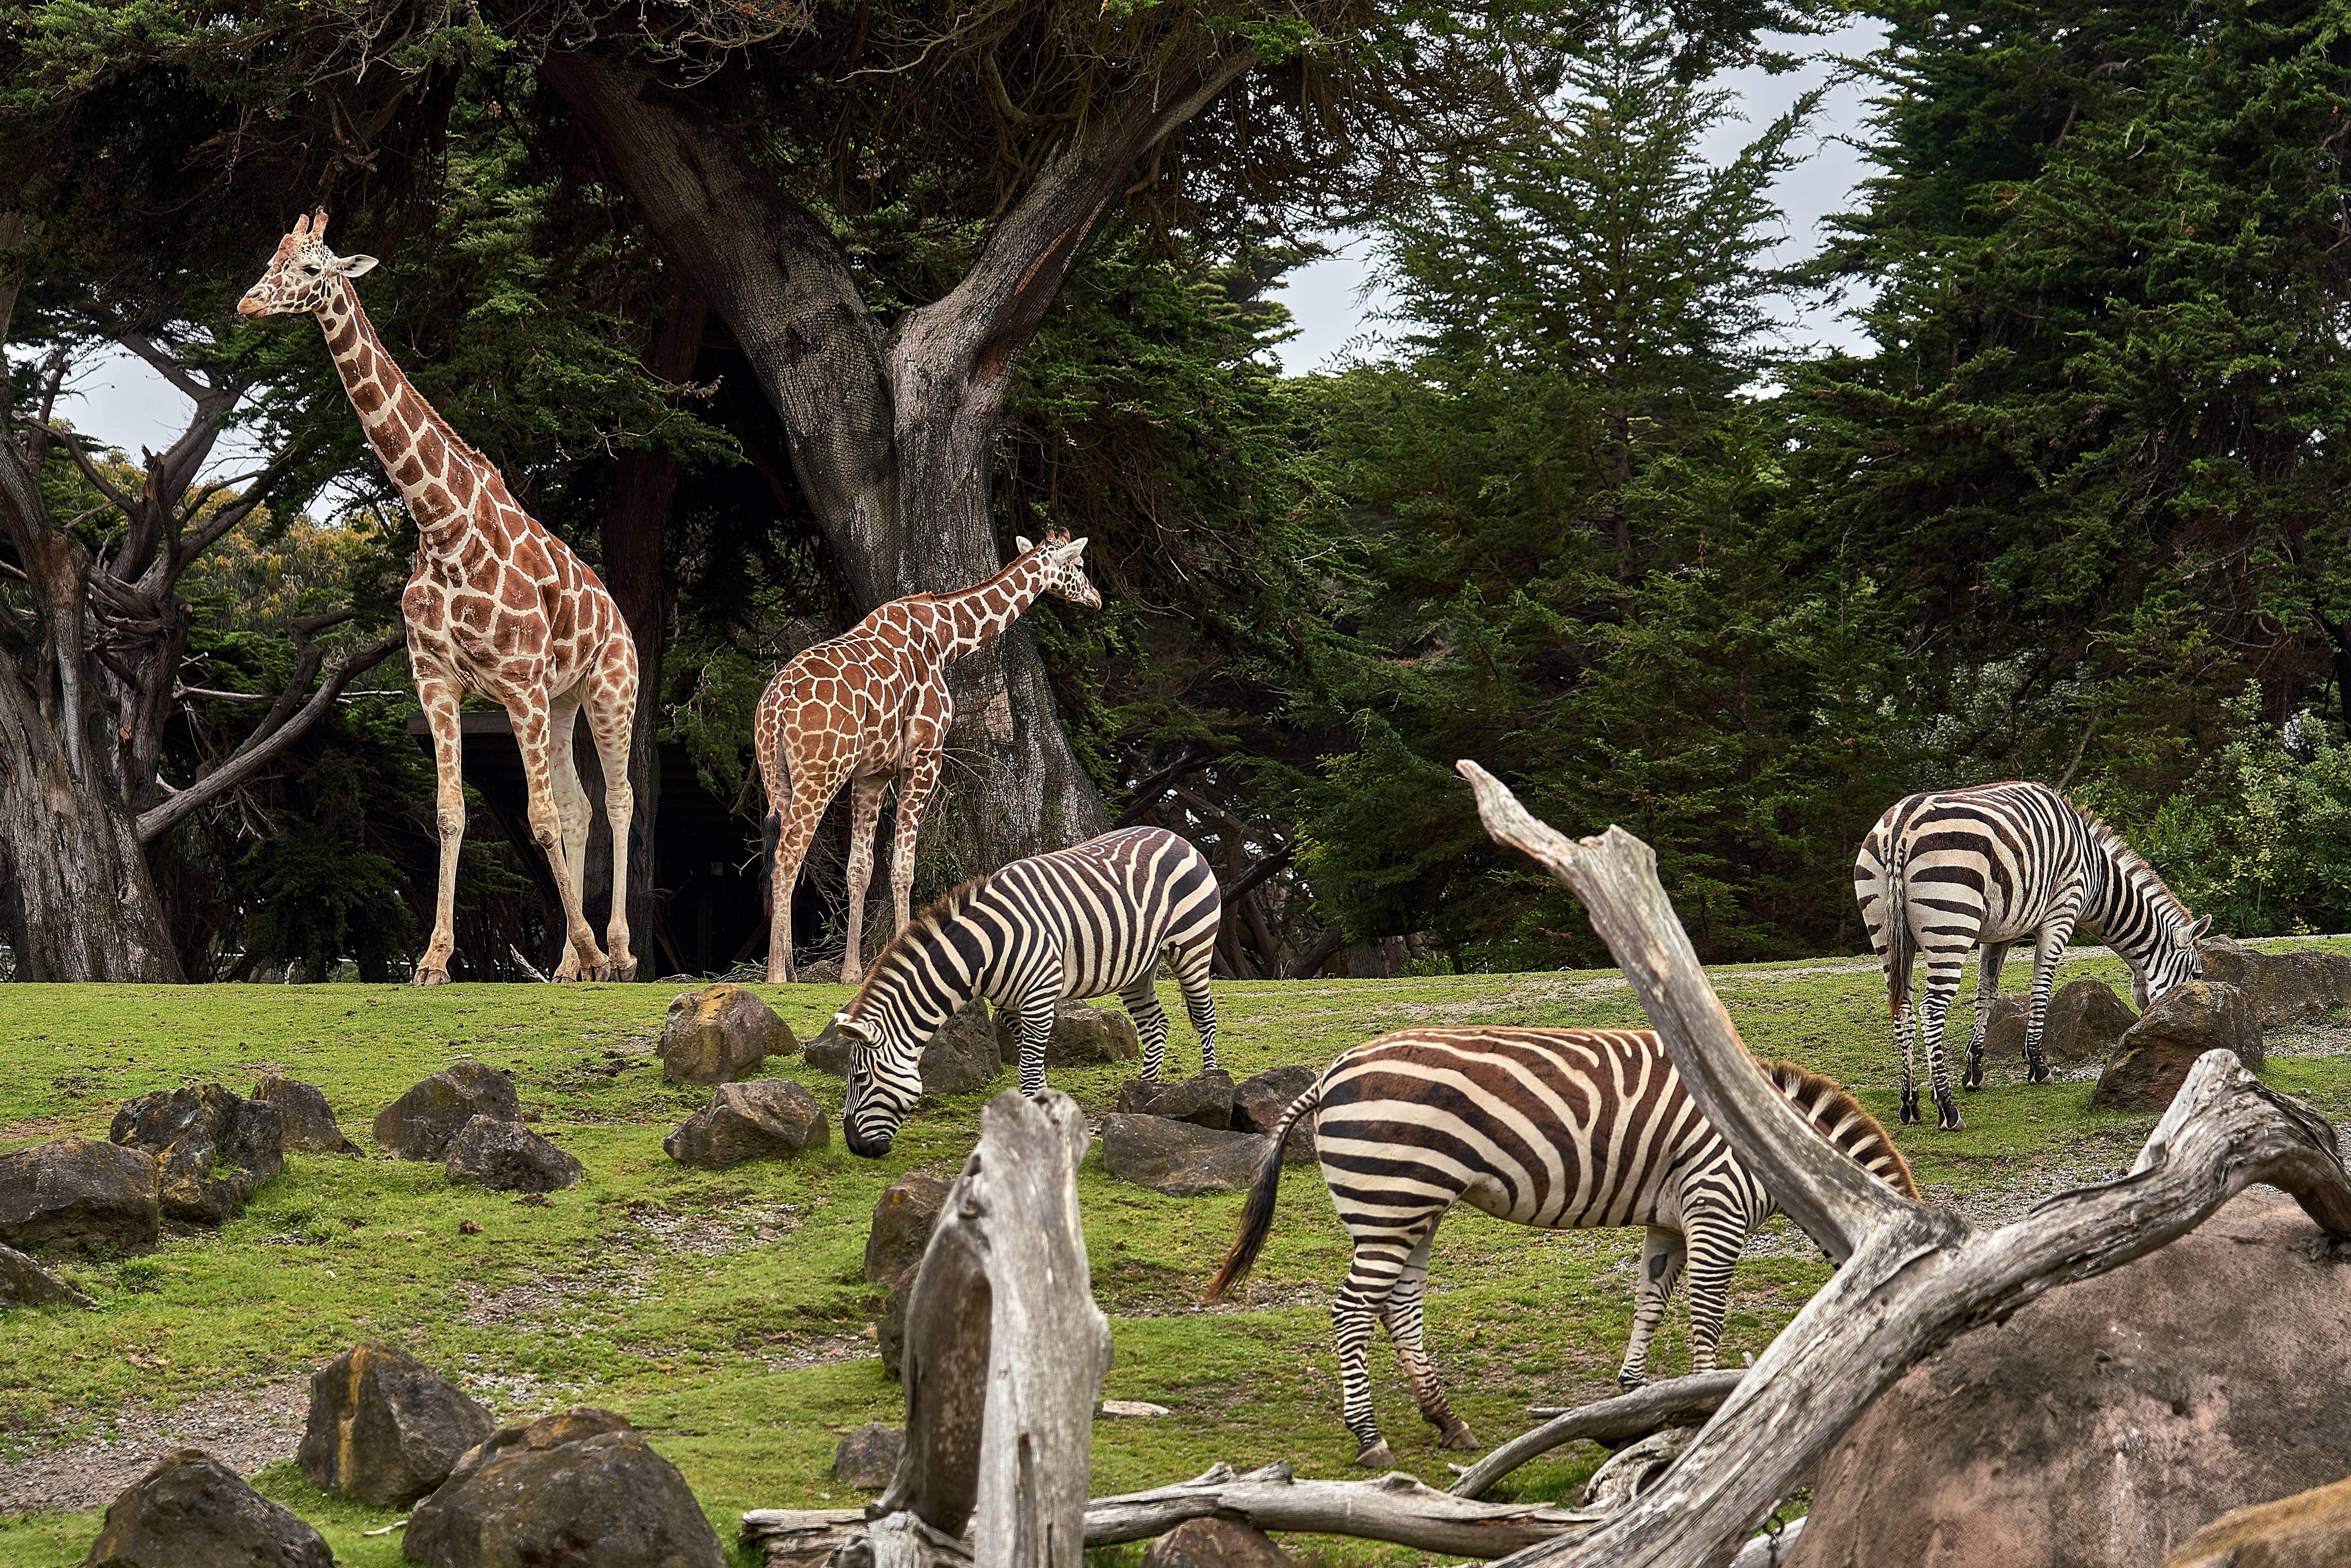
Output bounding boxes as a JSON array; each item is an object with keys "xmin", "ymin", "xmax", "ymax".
[
  {"xmin": 756, "ymin": 532, "xmax": 1101, "ymax": 984},
  {"xmin": 238, "ymin": 211, "xmax": 639, "ymax": 984}
]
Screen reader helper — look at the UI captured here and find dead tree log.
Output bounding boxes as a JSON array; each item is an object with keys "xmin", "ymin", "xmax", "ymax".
[
  {"xmin": 1085, "ymin": 1461, "xmax": 1604, "ymax": 1555},
  {"xmin": 1453, "ymin": 760, "xmax": 2351, "ymax": 1568},
  {"xmin": 1448, "ymin": 1371, "xmax": 1746, "ymax": 1501}
]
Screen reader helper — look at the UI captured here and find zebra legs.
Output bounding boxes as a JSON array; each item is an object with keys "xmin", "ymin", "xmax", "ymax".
[
  {"xmin": 1120, "ymin": 941, "xmax": 1219, "ymax": 1081},
  {"xmin": 1118, "ymin": 974, "xmax": 1172, "ymax": 1081},
  {"xmin": 2021, "ymin": 915, "xmax": 2078, "ymax": 1086},
  {"xmin": 1177, "ymin": 955, "xmax": 1219, "ymax": 1075},
  {"xmin": 1332, "ymin": 1209, "xmax": 1447, "ymax": 1468},
  {"xmin": 1679, "ymin": 1208, "xmax": 1748, "ymax": 1372},
  {"xmin": 1007, "ymin": 992, "xmax": 1055, "ymax": 1099},
  {"xmin": 1962, "ymin": 941, "xmax": 2009, "ymax": 1092},
  {"xmin": 1618, "ymin": 1224, "xmax": 1687, "ymax": 1389},
  {"xmin": 1914, "ymin": 982, "xmax": 1965, "ymax": 1131},
  {"xmin": 1380, "ymin": 1223, "xmax": 1476, "ymax": 1454}
]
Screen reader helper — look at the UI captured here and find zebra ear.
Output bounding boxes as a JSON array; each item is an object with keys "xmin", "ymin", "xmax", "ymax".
[
  {"xmin": 833, "ymin": 1012, "xmax": 872, "ymax": 1044},
  {"xmin": 2185, "ymin": 914, "xmax": 2214, "ymax": 943}
]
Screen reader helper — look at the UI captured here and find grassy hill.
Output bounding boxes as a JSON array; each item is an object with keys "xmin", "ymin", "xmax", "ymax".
[{"xmin": 4, "ymin": 945, "xmax": 2349, "ymax": 1566}]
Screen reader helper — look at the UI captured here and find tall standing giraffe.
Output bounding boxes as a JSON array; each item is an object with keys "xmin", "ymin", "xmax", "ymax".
[
  {"xmin": 756, "ymin": 532, "xmax": 1100, "ymax": 984},
  {"xmin": 238, "ymin": 211, "xmax": 639, "ymax": 985}
]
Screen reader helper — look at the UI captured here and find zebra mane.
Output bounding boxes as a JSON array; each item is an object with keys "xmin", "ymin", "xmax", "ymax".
[
  {"xmin": 844, "ymin": 874, "xmax": 991, "ymax": 1017},
  {"xmin": 2072, "ymin": 802, "xmax": 2192, "ymax": 924},
  {"xmin": 1760, "ymin": 1059, "xmax": 1918, "ymax": 1199}
]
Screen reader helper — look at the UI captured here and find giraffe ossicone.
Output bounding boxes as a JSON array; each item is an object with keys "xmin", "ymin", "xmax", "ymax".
[
  {"xmin": 754, "ymin": 530, "xmax": 1102, "ymax": 985},
  {"xmin": 239, "ymin": 209, "xmax": 642, "ymax": 986}
]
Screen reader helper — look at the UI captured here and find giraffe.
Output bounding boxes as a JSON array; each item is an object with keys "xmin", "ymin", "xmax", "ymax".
[
  {"xmin": 755, "ymin": 532, "xmax": 1101, "ymax": 984},
  {"xmin": 237, "ymin": 211, "xmax": 640, "ymax": 985}
]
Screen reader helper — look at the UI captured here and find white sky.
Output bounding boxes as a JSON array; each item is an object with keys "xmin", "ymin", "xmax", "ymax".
[{"xmin": 49, "ymin": 17, "xmax": 1888, "ymax": 469}]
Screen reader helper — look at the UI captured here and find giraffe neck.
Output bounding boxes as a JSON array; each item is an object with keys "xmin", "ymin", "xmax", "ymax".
[
  {"xmin": 313, "ymin": 281, "xmax": 493, "ymax": 552},
  {"xmin": 935, "ymin": 553, "xmax": 1051, "ymax": 658}
]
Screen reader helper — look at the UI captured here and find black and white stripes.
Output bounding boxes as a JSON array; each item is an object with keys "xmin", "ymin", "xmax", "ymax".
[
  {"xmin": 1854, "ymin": 780, "xmax": 2210, "ymax": 1130},
  {"xmin": 1205, "ymin": 1026, "xmax": 1913, "ymax": 1468},
  {"xmin": 831, "ymin": 826, "xmax": 1222, "ymax": 1157}
]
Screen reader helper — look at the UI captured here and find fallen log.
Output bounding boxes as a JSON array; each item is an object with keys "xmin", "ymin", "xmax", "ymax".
[
  {"xmin": 1449, "ymin": 1371, "xmax": 1747, "ymax": 1501},
  {"xmin": 1454, "ymin": 760, "xmax": 2351, "ymax": 1568}
]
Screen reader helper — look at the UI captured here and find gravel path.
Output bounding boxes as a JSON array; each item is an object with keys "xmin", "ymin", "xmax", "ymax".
[{"xmin": 0, "ymin": 1379, "xmax": 310, "ymax": 1516}]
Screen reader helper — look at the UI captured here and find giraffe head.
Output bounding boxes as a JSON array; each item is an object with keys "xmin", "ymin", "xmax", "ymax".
[
  {"xmin": 236, "ymin": 211, "xmax": 378, "ymax": 320},
  {"xmin": 1015, "ymin": 529, "xmax": 1101, "ymax": 609}
]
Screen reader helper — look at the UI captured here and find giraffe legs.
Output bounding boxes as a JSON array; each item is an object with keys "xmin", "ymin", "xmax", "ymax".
[
  {"xmin": 584, "ymin": 672, "xmax": 638, "ymax": 982},
  {"xmin": 413, "ymin": 674, "xmax": 467, "ymax": 986},
  {"xmin": 511, "ymin": 691, "xmax": 607, "ymax": 981},
  {"xmin": 885, "ymin": 753, "xmax": 943, "ymax": 955},
  {"xmin": 764, "ymin": 762, "xmax": 848, "ymax": 985},
  {"xmin": 838, "ymin": 772, "xmax": 891, "ymax": 988},
  {"xmin": 546, "ymin": 697, "xmax": 602, "ymax": 981}
]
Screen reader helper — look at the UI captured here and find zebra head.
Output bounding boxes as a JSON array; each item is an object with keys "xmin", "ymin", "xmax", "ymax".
[
  {"xmin": 836, "ymin": 1011, "xmax": 921, "ymax": 1158},
  {"xmin": 1016, "ymin": 530, "xmax": 1100, "ymax": 610},
  {"xmin": 2133, "ymin": 913, "xmax": 2214, "ymax": 1010}
]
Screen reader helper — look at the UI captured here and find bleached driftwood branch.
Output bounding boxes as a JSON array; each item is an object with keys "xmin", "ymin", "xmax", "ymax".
[
  {"xmin": 1448, "ymin": 1370, "xmax": 1746, "ymax": 1501},
  {"xmin": 1453, "ymin": 760, "xmax": 2351, "ymax": 1568}
]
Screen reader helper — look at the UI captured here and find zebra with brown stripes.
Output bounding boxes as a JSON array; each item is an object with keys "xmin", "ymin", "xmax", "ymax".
[
  {"xmin": 825, "ymin": 825, "xmax": 1221, "ymax": 1157},
  {"xmin": 1854, "ymin": 780, "xmax": 2210, "ymax": 1131},
  {"xmin": 1205, "ymin": 1026, "xmax": 1914, "ymax": 1468}
]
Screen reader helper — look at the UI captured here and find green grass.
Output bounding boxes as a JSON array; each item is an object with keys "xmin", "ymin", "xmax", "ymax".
[{"xmin": 4, "ymin": 945, "xmax": 2349, "ymax": 1566}]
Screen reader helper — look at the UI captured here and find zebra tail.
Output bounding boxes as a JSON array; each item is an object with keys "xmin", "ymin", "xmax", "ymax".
[
  {"xmin": 1204, "ymin": 1080, "xmax": 1321, "ymax": 1303},
  {"xmin": 1885, "ymin": 841, "xmax": 1914, "ymax": 1017}
]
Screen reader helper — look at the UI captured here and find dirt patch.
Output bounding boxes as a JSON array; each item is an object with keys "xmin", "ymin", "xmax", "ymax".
[{"xmin": 0, "ymin": 1378, "xmax": 309, "ymax": 1516}]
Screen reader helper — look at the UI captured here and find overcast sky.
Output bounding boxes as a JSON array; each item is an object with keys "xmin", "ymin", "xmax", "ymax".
[{"xmin": 47, "ymin": 17, "xmax": 1889, "ymax": 477}]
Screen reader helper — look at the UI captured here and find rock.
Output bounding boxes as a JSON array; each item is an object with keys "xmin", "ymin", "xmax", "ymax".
[
  {"xmin": 2089, "ymin": 980, "xmax": 2262, "ymax": 1113},
  {"xmin": 658, "ymin": 983, "xmax": 796, "ymax": 1085},
  {"xmin": 110, "ymin": 1085, "xmax": 284, "ymax": 1224},
  {"xmin": 920, "ymin": 999, "xmax": 1004, "ymax": 1095},
  {"xmin": 1100, "ymin": 1114, "xmax": 1268, "ymax": 1196},
  {"xmin": 992, "ymin": 1000, "xmax": 1142, "ymax": 1068},
  {"xmin": 796, "ymin": 958, "xmax": 842, "ymax": 984},
  {"xmin": 661, "ymin": 1079, "xmax": 829, "ymax": 1168},
  {"xmin": 0, "ymin": 1137, "xmax": 160, "ymax": 1253},
  {"xmin": 1976, "ymin": 981, "xmax": 2135, "ymax": 1063},
  {"xmin": 296, "ymin": 1341, "xmax": 499, "ymax": 1507},
  {"xmin": 1787, "ymin": 1188, "xmax": 2351, "ymax": 1568},
  {"xmin": 403, "ymin": 1408, "xmax": 727, "ymax": 1568},
  {"xmin": 249, "ymin": 1075, "xmax": 358, "ymax": 1155},
  {"xmin": 1101, "ymin": 1400, "xmax": 1174, "ymax": 1418},
  {"xmin": 831, "ymin": 1424, "xmax": 903, "ymax": 1490},
  {"xmin": 444, "ymin": 1116, "xmax": 583, "ymax": 1194},
  {"xmin": 864, "ymin": 1175, "xmax": 952, "ymax": 1286},
  {"xmin": 803, "ymin": 1030, "xmax": 849, "ymax": 1076},
  {"xmin": 1979, "ymin": 996, "xmax": 2028, "ymax": 1061},
  {"xmin": 1231, "ymin": 1065, "xmax": 1320, "ymax": 1162},
  {"xmin": 79, "ymin": 1448, "xmax": 332, "ymax": 1568},
  {"xmin": 373, "ymin": 1062, "xmax": 521, "ymax": 1160},
  {"xmin": 2197, "ymin": 937, "xmax": 2351, "ymax": 1027},
  {"xmin": 1143, "ymin": 1517, "xmax": 1292, "ymax": 1568},
  {"xmin": 1, "ymin": 1242, "xmax": 93, "ymax": 1309},
  {"xmin": 2166, "ymin": 1472, "xmax": 2351, "ymax": 1568},
  {"xmin": 1113, "ymin": 1069, "xmax": 1236, "ymax": 1129}
]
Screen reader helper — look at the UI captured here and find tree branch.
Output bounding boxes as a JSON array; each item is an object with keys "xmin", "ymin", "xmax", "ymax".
[
  {"xmin": 1453, "ymin": 761, "xmax": 2351, "ymax": 1568},
  {"xmin": 135, "ymin": 630, "xmax": 402, "ymax": 843},
  {"xmin": 1448, "ymin": 1372, "xmax": 1746, "ymax": 1501},
  {"xmin": 1115, "ymin": 745, "xmax": 1219, "ymax": 825}
]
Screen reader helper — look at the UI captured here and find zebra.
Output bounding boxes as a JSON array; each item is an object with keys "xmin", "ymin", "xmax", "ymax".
[
  {"xmin": 1853, "ymin": 780, "xmax": 2210, "ymax": 1131},
  {"xmin": 825, "ymin": 825, "xmax": 1221, "ymax": 1157},
  {"xmin": 1204, "ymin": 1026, "xmax": 1914, "ymax": 1469}
]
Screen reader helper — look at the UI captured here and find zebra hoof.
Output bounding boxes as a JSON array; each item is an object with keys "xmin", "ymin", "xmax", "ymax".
[
  {"xmin": 1354, "ymin": 1440, "xmax": 1396, "ymax": 1470},
  {"xmin": 1937, "ymin": 1104, "xmax": 1965, "ymax": 1132},
  {"xmin": 1438, "ymin": 1418, "xmax": 1478, "ymax": 1451},
  {"xmin": 1899, "ymin": 1097, "xmax": 1922, "ymax": 1126},
  {"xmin": 2026, "ymin": 1063, "xmax": 2053, "ymax": 1086},
  {"xmin": 1615, "ymin": 1371, "xmax": 1648, "ymax": 1393}
]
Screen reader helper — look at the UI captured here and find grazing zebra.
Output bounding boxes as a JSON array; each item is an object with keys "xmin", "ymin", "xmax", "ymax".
[
  {"xmin": 827, "ymin": 825, "xmax": 1221, "ymax": 1157},
  {"xmin": 1854, "ymin": 781, "xmax": 2210, "ymax": 1131},
  {"xmin": 1204, "ymin": 1027, "xmax": 1913, "ymax": 1469}
]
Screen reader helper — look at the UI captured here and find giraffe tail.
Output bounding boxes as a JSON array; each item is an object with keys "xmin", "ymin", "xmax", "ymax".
[
  {"xmin": 760, "ymin": 809, "xmax": 783, "ymax": 918},
  {"xmin": 1205, "ymin": 1079, "xmax": 1321, "ymax": 1303}
]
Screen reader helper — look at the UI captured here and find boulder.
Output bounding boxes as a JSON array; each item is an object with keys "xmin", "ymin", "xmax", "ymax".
[
  {"xmin": 831, "ymin": 1424, "xmax": 904, "ymax": 1490},
  {"xmin": 1113, "ymin": 1070, "xmax": 1235, "ymax": 1130},
  {"xmin": 1, "ymin": 1242, "xmax": 93, "ymax": 1309},
  {"xmin": 79, "ymin": 1448, "xmax": 332, "ymax": 1568},
  {"xmin": 402, "ymin": 1408, "xmax": 727, "ymax": 1568},
  {"xmin": 296, "ymin": 1341, "xmax": 498, "ymax": 1507},
  {"xmin": 1977, "ymin": 981, "xmax": 2136, "ymax": 1063},
  {"xmin": 1787, "ymin": 1188, "xmax": 2351, "ymax": 1568},
  {"xmin": 2166, "ymin": 1472, "xmax": 2351, "ymax": 1568},
  {"xmin": 2197, "ymin": 937, "xmax": 2351, "ymax": 1027},
  {"xmin": 1232, "ymin": 1065, "xmax": 1321, "ymax": 1162},
  {"xmin": 249, "ymin": 1075, "xmax": 358, "ymax": 1155},
  {"xmin": 1100, "ymin": 1114, "xmax": 1268, "ymax": 1196},
  {"xmin": 864, "ymin": 1175, "xmax": 951, "ymax": 1286},
  {"xmin": 658, "ymin": 983, "xmax": 796, "ymax": 1085},
  {"xmin": 444, "ymin": 1116, "xmax": 583, "ymax": 1194},
  {"xmin": 1143, "ymin": 1517, "xmax": 1293, "ymax": 1568},
  {"xmin": 879, "ymin": 1268, "xmax": 917, "ymax": 1380},
  {"xmin": 920, "ymin": 999, "xmax": 1004, "ymax": 1095},
  {"xmin": 803, "ymin": 1029, "xmax": 849, "ymax": 1076},
  {"xmin": 1980, "ymin": 996, "xmax": 2029, "ymax": 1061},
  {"xmin": 992, "ymin": 1000, "xmax": 1142, "ymax": 1068},
  {"xmin": 0, "ymin": 1137, "xmax": 160, "ymax": 1253},
  {"xmin": 373, "ymin": 1062, "xmax": 522, "ymax": 1160},
  {"xmin": 2089, "ymin": 981, "xmax": 2263, "ymax": 1113},
  {"xmin": 110, "ymin": 1085, "xmax": 284, "ymax": 1224},
  {"xmin": 662, "ymin": 1080, "xmax": 829, "ymax": 1168}
]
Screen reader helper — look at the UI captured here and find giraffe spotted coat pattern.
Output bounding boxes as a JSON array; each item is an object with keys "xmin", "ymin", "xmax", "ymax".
[
  {"xmin": 238, "ymin": 211, "xmax": 640, "ymax": 984},
  {"xmin": 754, "ymin": 531, "xmax": 1100, "ymax": 985}
]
